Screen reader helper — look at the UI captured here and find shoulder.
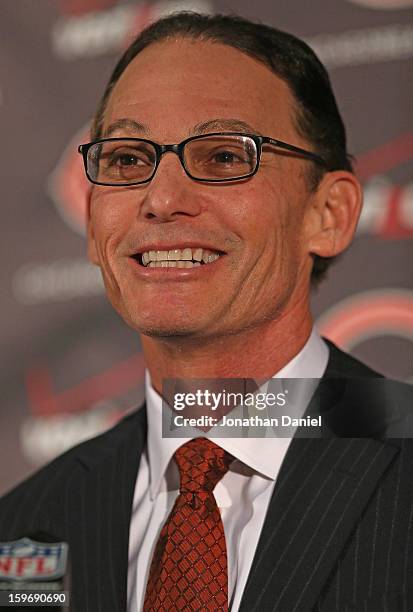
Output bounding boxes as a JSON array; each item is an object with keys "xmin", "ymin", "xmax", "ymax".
[
  {"xmin": 323, "ymin": 338, "xmax": 384, "ymax": 378},
  {"xmin": 320, "ymin": 339, "xmax": 413, "ymax": 440},
  {"xmin": 0, "ymin": 406, "xmax": 146, "ymax": 538}
]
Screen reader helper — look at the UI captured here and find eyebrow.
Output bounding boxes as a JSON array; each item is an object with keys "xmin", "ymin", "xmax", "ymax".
[
  {"xmin": 191, "ymin": 118, "xmax": 264, "ymax": 136},
  {"xmin": 103, "ymin": 118, "xmax": 150, "ymax": 137},
  {"xmin": 102, "ymin": 117, "xmax": 263, "ymax": 139}
]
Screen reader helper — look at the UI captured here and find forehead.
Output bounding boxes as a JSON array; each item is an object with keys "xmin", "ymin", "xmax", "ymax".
[{"xmin": 103, "ymin": 38, "xmax": 299, "ymax": 141}]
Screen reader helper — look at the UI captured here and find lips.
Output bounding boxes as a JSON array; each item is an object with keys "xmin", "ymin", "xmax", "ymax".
[{"xmin": 132, "ymin": 247, "xmax": 224, "ymax": 268}]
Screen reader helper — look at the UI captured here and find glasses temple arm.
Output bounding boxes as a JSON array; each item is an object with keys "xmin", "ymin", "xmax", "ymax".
[{"xmin": 264, "ymin": 137, "xmax": 326, "ymax": 166}]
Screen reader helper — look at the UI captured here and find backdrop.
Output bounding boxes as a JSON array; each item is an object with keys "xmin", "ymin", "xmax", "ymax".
[{"xmin": 1, "ymin": 0, "xmax": 412, "ymax": 495}]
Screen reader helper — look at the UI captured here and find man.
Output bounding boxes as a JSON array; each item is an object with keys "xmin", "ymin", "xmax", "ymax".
[{"xmin": 1, "ymin": 12, "xmax": 412, "ymax": 612}]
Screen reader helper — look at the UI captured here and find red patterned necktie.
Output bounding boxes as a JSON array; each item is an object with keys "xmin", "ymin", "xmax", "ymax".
[{"xmin": 143, "ymin": 437, "xmax": 233, "ymax": 612}]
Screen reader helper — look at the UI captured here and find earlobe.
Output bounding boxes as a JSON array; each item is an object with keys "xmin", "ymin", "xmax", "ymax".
[
  {"xmin": 86, "ymin": 190, "xmax": 100, "ymax": 266},
  {"xmin": 307, "ymin": 171, "xmax": 363, "ymax": 259}
]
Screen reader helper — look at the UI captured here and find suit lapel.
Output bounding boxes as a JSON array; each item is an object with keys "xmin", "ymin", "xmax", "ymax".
[
  {"xmin": 239, "ymin": 436, "xmax": 398, "ymax": 612},
  {"xmin": 70, "ymin": 406, "xmax": 147, "ymax": 612},
  {"xmin": 239, "ymin": 343, "xmax": 397, "ymax": 612}
]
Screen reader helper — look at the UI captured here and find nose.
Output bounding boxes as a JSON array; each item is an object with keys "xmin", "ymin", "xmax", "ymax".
[{"xmin": 140, "ymin": 151, "xmax": 202, "ymax": 221}]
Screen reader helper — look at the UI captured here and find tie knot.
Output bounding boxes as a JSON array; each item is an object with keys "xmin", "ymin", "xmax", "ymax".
[{"xmin": 174, "ymin": 438, "xmax": 233, "ymax": 494}]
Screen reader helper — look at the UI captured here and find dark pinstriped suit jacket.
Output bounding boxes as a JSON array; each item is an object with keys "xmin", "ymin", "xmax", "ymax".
[{"xmin": 1, "ymin": 341, "xmax": 413, "ymax": 612}]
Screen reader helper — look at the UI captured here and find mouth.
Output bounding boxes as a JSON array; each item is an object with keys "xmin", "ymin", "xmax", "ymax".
[{"xmin": 132, "ymin": 247, "xmax": 225, "ymax": 269}]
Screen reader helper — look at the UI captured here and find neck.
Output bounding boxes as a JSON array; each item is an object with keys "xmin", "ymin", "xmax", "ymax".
[{"xmin": 141, "ymin": 302, "xmax": 313, "ymax": 396}]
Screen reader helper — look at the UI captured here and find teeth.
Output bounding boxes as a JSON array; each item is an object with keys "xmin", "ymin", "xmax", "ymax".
[
  {"xmin": 181, "ymin": 248, "xmax": 192, "ymax": 260},
  {"xmin": 203, "ymin": 252, "xmax": 220, "ymax": 264},
  {"xmin": 193, "ymin": 248, "xmax": 203, "ymax": 262},
  {"xmin": 139, "ymin": 247, "xmax": 221, "ymax": 267},
  {"xmin": 168, "ymin": 250, "xmax": 180, "ymax": 261}
]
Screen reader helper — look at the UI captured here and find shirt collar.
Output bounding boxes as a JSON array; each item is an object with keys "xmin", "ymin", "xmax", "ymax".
[{"xmin": 145, "ymin": 328, "xmax": 329, "ymax": 499}]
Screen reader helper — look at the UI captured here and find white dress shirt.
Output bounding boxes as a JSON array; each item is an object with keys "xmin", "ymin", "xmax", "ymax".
[{"xmin": 127, "ymin": 329, "xmax": 329, "ymax": 611}]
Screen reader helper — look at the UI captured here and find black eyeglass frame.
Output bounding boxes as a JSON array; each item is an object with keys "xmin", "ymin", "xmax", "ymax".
[{"xmin": 78, "ymin": 131, "xmax": 326, "ymax": 187}]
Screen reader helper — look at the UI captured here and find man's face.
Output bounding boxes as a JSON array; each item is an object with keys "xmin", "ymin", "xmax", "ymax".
[{"xmin": 88, "ymin": 39, "xmax": 317, "ymax": 339}]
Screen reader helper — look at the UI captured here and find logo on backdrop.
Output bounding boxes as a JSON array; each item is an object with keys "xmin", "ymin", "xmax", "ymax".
[
  {"xmin": 48, "ymin": 125, "xmax": 90, "ymax": 235},
  {"xmin": 307, "ymin": 23, "xmax": 413, "ymax": 69},
  {"xmin": 52, "ymin": 0, "xmax": 214, "ymax": 59},
  {"xmin": 20, "ymin": 353, "xmax": 145, "ymax": 466},
  {"xmin": 356, "ymin": 130, "xmax": 413, "ymax": 238},
  {"xmin": 58, "ymin": 0, "xmax": 118, "ymax": 15},
  {"xmin": 317, "ymin": 289, "xmax": 413, "ymax": 382},
  {"xmin": 317, "ymin": 289, "xmax": 413, "ymax": 350},
  {"xmin": 346, "ymin": 0, "xmax": 413, "ymax": 8}
]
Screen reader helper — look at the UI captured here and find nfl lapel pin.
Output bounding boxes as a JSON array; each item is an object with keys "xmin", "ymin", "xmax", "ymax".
[{"xmin": 0, "ymin": 537, "xmax": 68, "ymax": 582}]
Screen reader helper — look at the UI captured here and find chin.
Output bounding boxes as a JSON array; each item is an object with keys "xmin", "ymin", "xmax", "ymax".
[
  {"xmin": 124, "ymin": 312, "xmax": 206, "ymax": 338},
  {"xmin": 118, "ymin": 297, "xmax": 216, "ymax": 335},
  {"xmin": 140, "ymin": 326, "xmax": 197, "ymax": 338}
]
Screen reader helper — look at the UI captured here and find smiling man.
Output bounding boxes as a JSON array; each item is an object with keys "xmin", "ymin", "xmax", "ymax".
[
  {"xmin": 1, "ymin": 12, "xmax": 413, "ymax": 612},
  {"xmin": 84, "ymin": 31, "xmax": 361, "ymax": 386}
]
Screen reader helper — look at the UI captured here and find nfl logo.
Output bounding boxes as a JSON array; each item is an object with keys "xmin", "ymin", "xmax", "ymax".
[{"xmin": 0, "ymin": 538, "xmax": 68, "ymax": 582}]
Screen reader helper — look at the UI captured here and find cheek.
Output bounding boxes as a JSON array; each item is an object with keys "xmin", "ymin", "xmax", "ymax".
[
  {"xmin": 261, "ymin": 171, "xmax": 308, "ymax": 232},
  {"xmin": 231, "ymin": 180, "xmax": 291, "ymax": 253},
  {"xmin": 211, "ymin": 180, "xmax": 283, "ymax": 238},
  {"xmin": 89, "ymin": 192, "xmax": 134, "ymax": 257},
  {"xmin": 246, "ymin": 177, "xmax": 308, "ymax": 279}
]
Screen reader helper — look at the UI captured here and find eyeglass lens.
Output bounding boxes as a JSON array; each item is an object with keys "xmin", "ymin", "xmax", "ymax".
[{"xmin": 86, "ymin": 135, "xmax": 258, "ymax": 184}]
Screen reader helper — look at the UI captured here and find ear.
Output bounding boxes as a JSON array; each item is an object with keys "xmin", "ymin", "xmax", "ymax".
[
  {"xmin": 306, "ymin": 171, "xmax": 363, "ymax": 259},
  {"xmin": 86, "ymin": 189, "xmax": 99, "ymax": 266}
]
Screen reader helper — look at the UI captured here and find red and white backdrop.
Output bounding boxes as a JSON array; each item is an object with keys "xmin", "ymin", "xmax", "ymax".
[{"xmin": 1, "ymin": 0, "xmax": 412, "ymax": 495}]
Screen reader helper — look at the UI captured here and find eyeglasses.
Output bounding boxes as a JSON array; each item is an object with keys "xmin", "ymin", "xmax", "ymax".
[{"xmin": 78, "ymin": 132, "xmax": 326, "ymax": 187}]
